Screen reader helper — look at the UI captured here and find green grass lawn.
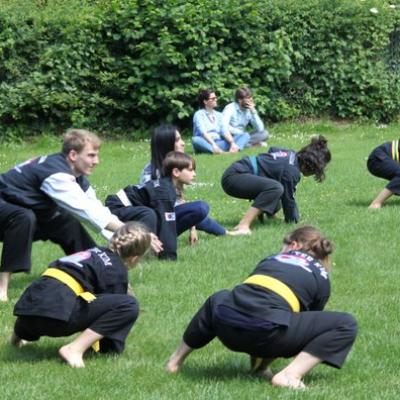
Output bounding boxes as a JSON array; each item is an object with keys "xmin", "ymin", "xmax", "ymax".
[{"xmin": 1, "ymin": 120, "xmax": 399, "ymax": 399}]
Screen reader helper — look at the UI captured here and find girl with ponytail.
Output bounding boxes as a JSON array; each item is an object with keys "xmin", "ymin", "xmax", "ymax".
[
  {"xmin": 12, "ymin": 222, "xmax": 151, "ymax": 368},
  {"xmin": 167, "ymin": 226, "xmax": 357, "ymax": 390}
]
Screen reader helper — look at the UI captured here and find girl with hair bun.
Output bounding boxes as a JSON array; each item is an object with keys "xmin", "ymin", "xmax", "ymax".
[
  {"xmin": 166, "ymin": 226, "xmax": 357, "ymax": 390},
  {"xmin": 11, "ymin": 222, "xmax": 151, "ymax": 368},
  {"xmin": 221, "ymin": 135, "xmax": 331, "ymax": 235}
]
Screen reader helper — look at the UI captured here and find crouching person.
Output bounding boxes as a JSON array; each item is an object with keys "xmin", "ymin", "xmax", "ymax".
[
  {"xmin": 11, "ymin": 222, "xmax": 151, "ymax": 368},
  {"xmin": 166, "ymin": 226, "xmax": 357, "ymax": 389}
]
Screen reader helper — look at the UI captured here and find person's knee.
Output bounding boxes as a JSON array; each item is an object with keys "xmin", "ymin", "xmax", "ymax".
[
  {"xmin": 262, "ymin": 181, "xmax": 284, "ymax": 197},
  {"xmin": 14, "ymin": 208, "xmax": 36, "ymax": 226},
  {"xmin": 125, "ymin": 296, "xmax": 139, "ymax": 321},
  {"xmin": 140, "ymin": 208, "xmax": 158, "ymax": 233},
  {"xmin": 8, "ymin": 209, "xmax": 36, "ymax": 234},
  {"xmin": 121, "ymin": 297, "xmax": 140, "ymax": 323},
  {"xmin": 339, "ymin": 313, "xmax": 358, "ymax": 341},
  {"xmin": 194, "ymin": 201, "xmax": 209, "ymax": 220},
  {"xmin": 275, "ymin": 182, "xmax": 284, "ymax": 197},
  {"xmin": 192, "ymin": 137, "xmax": 211, "ymax": 154},
  {"xmin": 192, "ymin": 137, "xmax": 202, "ymax": 153}
]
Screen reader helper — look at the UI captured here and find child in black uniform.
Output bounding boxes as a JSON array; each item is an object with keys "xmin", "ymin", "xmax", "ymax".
[
  {"xmin": 166, "ymin": 226, "xmax": 357, "ymax": 389},
  {"xmin": 11, "ymin": 222, "xmax": 151, "ymax": 368},
  {"xmin": 221, "ymin": 135, "xmax": 331, "ymax": 234},
  {"xmin": 367, "ymin": 140, "xmax": 400, "ymax": 208},
  {"xmin": 105, "ymin": 152, "xmax": 196, "ymax": 260}
]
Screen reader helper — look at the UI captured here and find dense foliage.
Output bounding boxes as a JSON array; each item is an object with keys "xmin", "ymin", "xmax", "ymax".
[{"xmin": 0, "ymin": 0, "xmax": 400, "ymax": 138}]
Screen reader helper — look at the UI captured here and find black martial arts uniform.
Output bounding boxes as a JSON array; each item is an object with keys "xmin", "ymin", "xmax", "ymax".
[
  {"xmin": 367, "ymin": 140, "xmax": 400, "ymax": 194},
  {"xmin": 182, "ymin": 250, "xmax": 357, "ymax": 368},
  {"xmin": 14, "ymin": 247, "xmax": 138, "ymax": 353},
  {"xmin": 221, "ymin": 147, "xmax": 301, "ymax": 223},
  {"xmin": 105, "ymin": 178, "xmax": 177, "ymax": 260},
  {"xmin": 0, "ymin": 152, "xmax": 117, "ymax": 274}
]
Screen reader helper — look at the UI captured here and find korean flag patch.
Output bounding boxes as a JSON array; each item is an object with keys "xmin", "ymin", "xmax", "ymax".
[{"xmin": 165, "ymin": 212, "xmax": 176, "ymax": 221}]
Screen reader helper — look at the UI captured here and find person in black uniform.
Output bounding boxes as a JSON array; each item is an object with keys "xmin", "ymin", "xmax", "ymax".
[
  {"xmin": 367, "ymin": 140, "xmax": 400, "ymax": 208},
  {"xmin": 11, "ymin": 222, "xmax": 151, "ymax": 368},
  {"xmin": 221, "ymin": 135, "xmax": 331, "ymax": 235},
  {"xmin": 0, "ymin": 129, "xmax": 156, "ymax": 302},
  {"xmin": 166, "ymin": 226, "xmax": 357, "ymax": 389},
  {"xmin": 105, "ymin": 152, "xmax": 196, "ymax": 260}
]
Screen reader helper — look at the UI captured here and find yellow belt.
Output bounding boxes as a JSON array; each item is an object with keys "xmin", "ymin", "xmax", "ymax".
[
  {"xmin": 42, "ymin": 268, "xmax": 100, "ymax": 352},
  {"xmin": 243, "ymin": 274, "xmax": 300, "ymax": 312}
]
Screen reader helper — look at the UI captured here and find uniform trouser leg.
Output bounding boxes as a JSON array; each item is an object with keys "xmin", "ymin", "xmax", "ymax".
[
  {"xmin": 270, "ymin": 311, "xmax": 357, "ymax": 368},
  {"xmin": 0, "ymin": 202, "xmax": 36, "ymax": 273},
  {"xmin": 35, "ymin": 210, "xmax": 96, "ymax": 254},
  {"xmin": 14, "ymin": 294, "xmax": 139, "ymax": 354},
  {"xmin": 196, "ymin": 216, "xmax": 226, "ymax": 235},
  {"xmin": 109, "ymin": 205, "xmax": 158, "ymax": 234},
  {"xmin": 221, "ymin": 172, "xmax": 284, "ymax": 215},
  {"xmin": 182, "ymin": 291, "xmax": 230, "ymax": 349},
  {"xmin": 367, "ymin": 155, "xmax": 400, "ymax": 195},
  {"xmin": 218, "ymin": 312, "xmax": 357, "ymax": 369},
  {"xmin": 175, "ymin": 201, "xmax": 210, "ymax": 235},
  {"xmin": 183, "ymin": 295, "xmax": 357, "ymax": 370},
  {"xmin": 219, "ymin": 311, "xmax": 357, "ymax": 369}
]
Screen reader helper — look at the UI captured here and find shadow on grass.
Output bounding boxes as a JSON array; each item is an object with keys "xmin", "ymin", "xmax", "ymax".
[
  {"xmin": 1, "ymin": 343, "xmax": 59, "ymax": 364},
  {"xmin": 1, "ymin": 341, "xmax": 105, "ymax": 365},
  {"xmin": 347, "ymin": 198, "xmax": 400, "ymax": 208},
  {"xmin": 175, "ymin": 360, "xmax": 271, "ymax": 383},
  {"xmin": 177, "ymin": 363, "xmax": 330, "ymax": 388},
  {"xmin": 222, "ymin": 216, "xmax": 284, "ymax": 229}
]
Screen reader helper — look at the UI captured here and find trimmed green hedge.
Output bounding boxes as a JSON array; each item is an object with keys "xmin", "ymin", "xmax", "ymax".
[{"xmin": 0, "ymin": 0, "xmax": 399, "ymax": 138}]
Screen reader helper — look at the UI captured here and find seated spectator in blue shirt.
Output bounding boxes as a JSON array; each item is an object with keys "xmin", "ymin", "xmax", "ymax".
[
  {"xmin": 192, "ymin": 89, "xmax": 250, "ymax": 154},
  {"xmin": 222, "ymin": 87, "xmax": 269, "ymax": 148}
]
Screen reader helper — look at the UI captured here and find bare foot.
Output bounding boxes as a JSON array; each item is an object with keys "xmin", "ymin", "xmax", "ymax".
[
  {"xmin": 59, "ymin": 345, "xmax": 85, "ymax": 368},
  {"xmin": 10, "ymin": 332, "xmax": 28, "ymax": 348},
  {"xmin": 165, "ymin": 357, "xmax": 182, "ymax": 374},
  {"xmin": 368, "ymin": 203, "xmax": 382, "ymax": 209},
  {"xmin": 227, "ymin": 227, "xmax": 252, "ymax": 236},
  {"xmin": 0, "ymin": 292, "xmax": 8, "ymax": 302},
  {"xmin": 272, "ymin": 371, "xmax": 306, "ymax": 389}
]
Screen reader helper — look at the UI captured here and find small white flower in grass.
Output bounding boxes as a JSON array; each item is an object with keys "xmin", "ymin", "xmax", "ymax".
[
  {"xmin": 192, "ymin": 182, "xmax": 215, "ymax": 187},
  {"xmin": 389, "ymin": 5, "xmax": 399, "ymax": 9},
  {"xmin": 370, "ymin": 7, "xmax": 379, "ymax": 14}
]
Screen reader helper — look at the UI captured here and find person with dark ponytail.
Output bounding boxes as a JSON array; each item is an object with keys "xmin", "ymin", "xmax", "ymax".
[
  {"xmin": 221, "ymin": 136, "xmax": 331, "ymax": 235},
  {"xmin": 11, "ymin": 222, "xmax": 151, "ymax": 368},
  {"xmin": 166, "ymin": 226, "xmax": 357, "ymax": 390}
]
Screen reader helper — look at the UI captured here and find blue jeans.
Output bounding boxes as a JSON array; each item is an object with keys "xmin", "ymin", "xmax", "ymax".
[
  {"xmin": 175, "ymin": 201, "xmax": 225, "ymax": 236},
  {"xmin": 192, "ymin": 132, "xmax": 250, "ymax": 154}
]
